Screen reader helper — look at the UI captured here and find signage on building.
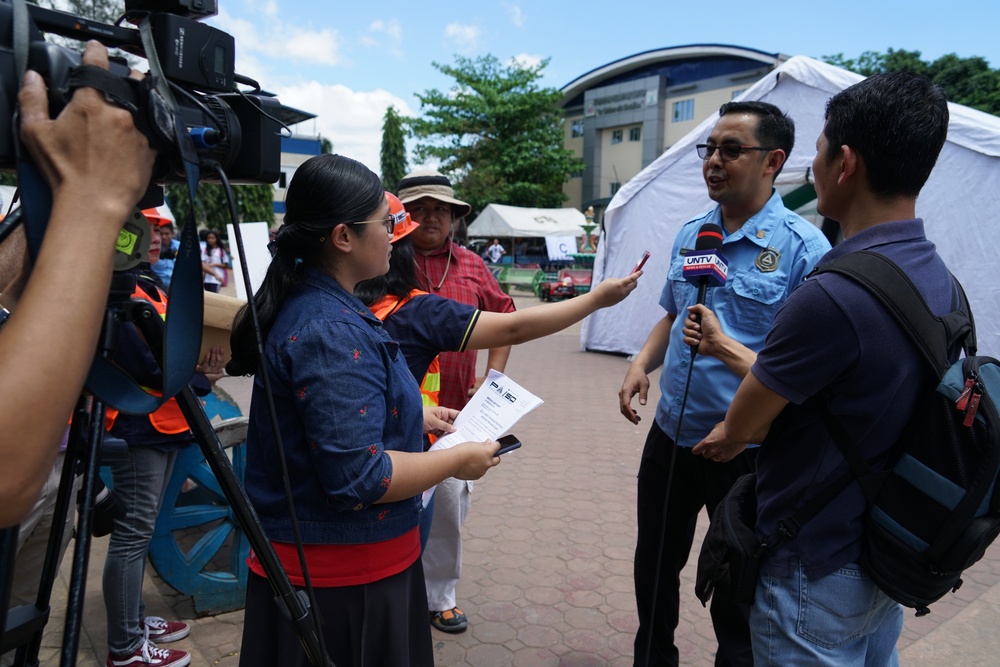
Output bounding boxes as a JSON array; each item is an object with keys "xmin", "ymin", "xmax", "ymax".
[{"xmin": 585, "ymin": 89, "xmax": 655, "ymax": 117}]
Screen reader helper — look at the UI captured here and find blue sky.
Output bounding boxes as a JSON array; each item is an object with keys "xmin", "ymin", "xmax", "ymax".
[{"xmin": 203, "ymin": 0, "xmax": 1000, "ymax": 174}]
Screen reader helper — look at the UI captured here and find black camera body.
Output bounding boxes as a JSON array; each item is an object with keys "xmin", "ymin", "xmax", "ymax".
[{"xmin": 0, "ymin": 0, "xmax": 281, "ymax": 184}]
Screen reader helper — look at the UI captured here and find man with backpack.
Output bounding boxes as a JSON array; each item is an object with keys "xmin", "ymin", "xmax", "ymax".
[{"xmin": 697, "ymin": 72, "xmax": 955, "ymax": 664}]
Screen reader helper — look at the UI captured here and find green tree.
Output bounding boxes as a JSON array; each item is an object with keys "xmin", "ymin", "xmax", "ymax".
[
  {"xmin": 380, "ymin": 106, "xmax": 408, "ymax": 193},
  {"xmin": 410, "ymin": 55, "xmax": 584, "ymax": 214},
  {"xmin": 165, "ymin": 182, "xmax": 275, "ymax": 231},
  {"xmin": 320, "ymin": 136, "xmax": 333, "ymax": 154},
  {"xmin": 823, "ymin": 49, "xmax": 1000, "ymax": 115},
  {"xmin": 63, "ymin": 0, "xmax": 122, "ymax": 25}
]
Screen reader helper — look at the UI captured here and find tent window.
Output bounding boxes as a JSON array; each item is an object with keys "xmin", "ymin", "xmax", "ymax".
[{"xmin": 672, "ymin": 98, "xmax": 695, "ymax": 122}]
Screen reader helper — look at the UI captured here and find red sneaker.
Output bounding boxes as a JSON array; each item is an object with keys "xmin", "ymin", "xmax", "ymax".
[
  {"xmin": 106, "ymin": 640, "xmax": 190, "ymax": 667},
  {"xmin": 143, "ymin": 616, "xmax": 191, "ymax": 644}
]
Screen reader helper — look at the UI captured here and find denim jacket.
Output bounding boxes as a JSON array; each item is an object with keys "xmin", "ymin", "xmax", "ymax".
[{"xmin": 244, "ymin": 269, "xmax": 424, "ymax": 545}]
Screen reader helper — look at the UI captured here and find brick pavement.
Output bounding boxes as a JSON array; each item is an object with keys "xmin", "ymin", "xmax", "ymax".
[{"xmin": 20, "ymin": 294, "xmax": 1000, "ymax": 666}]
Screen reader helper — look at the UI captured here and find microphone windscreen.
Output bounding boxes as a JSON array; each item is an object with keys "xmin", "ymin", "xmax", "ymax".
[{"xmin": 695, "ymin": 223, "xmax": 724, "ymax": 251}]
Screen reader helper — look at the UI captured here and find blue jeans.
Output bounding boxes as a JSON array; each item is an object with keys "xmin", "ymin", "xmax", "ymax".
[
  {"xmin": 103, "ymin": 446, "xmax": 178, "ymax": 655},
  {"xmin": 751, "ymin": 561, "xmax": 903, "ymax": 667}
]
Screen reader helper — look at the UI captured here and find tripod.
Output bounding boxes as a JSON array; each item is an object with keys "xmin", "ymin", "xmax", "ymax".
[{"xmin": 0, "ymin": 272, "xmax": 333, "ymax": 666}]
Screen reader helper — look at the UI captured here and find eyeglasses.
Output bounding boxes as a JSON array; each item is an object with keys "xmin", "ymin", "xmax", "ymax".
[
  {"xmin": 696, "ymin": 144, "xmax": 775, "ymax": 161},
  {"xmin": 346, "ymin": 208, "xmax": 408, "ymax": 235},
  {"xmin": 345, "ymin": 215, "xmax": 394, "ymax": 235}
]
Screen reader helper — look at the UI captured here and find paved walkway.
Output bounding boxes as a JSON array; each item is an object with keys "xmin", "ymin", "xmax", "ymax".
[{"xmin": 17, "ymin": 294, "xmax": 1000, "ymax": 665}]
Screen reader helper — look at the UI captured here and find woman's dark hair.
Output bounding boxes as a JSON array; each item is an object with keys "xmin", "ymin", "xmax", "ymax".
[
  {"xmin": 354, "ymin": 235, "xmax": 420, "ymax": 307},
  {"xmin": 227, "ymin": 154, "xmax": 384, "ymax": 375}
]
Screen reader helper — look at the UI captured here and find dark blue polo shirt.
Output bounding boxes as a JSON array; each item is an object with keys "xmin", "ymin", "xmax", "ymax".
[{"xmin": 751, "ymin": 219, "xmax": 956, "ymax": 579}]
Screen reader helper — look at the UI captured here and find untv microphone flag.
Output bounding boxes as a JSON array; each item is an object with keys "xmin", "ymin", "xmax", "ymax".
[
  {"xmin": 682, "ymin": 250, "xmax": 728, "ymax": 286},
  {"xmin": 683, "ymin": 222, "xmax": 728, "ymax": 286}
]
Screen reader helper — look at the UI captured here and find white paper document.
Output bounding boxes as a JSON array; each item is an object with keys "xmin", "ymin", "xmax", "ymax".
[
  {"xmin": 422, "ymin": 370, "xmax": 543, "ymax": 506},
  {"xmin": 429, "ymin": 369, "xmax": 543, "ymax": 452}
]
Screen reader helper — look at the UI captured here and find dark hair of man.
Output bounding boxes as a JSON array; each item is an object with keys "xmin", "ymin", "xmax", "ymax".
[
  {"xmin": 227, "ymin": 154, "xmax": 384, "ymax": 376},
  {"xmin": 354, "ymin": 235, "xmax": 420, "ymax": 307},
  {"xmin": 718, "ymin": 100, "xmax": 795, "ymax": 177},
  {"xmin": 823, "ymin": 72, "xmax": 948, "ymax": 199}
]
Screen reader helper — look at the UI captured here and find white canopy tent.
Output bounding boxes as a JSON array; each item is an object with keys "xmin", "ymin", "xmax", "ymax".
[
  {"xmin": 467, "ymin": 204, "xmax": 587, "ymax": 238},
  {"xmin": 581, "ymin": 55, "xmax": 1000, "ymax": 357}
]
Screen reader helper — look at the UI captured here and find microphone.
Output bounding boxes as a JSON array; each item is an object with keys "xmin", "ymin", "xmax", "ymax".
[{"xmin": 682, "ymin": 223, "xmax": 728, "ymax": 355}]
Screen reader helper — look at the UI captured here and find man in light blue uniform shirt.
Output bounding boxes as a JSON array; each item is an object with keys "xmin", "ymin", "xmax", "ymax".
[{"xmin": 618, "ymin": 101, "xmax": 830, "ymax": 667}]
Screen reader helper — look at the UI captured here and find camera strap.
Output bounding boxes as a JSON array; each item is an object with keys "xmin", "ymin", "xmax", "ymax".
[{"xmin": 11, "ymin": 0, "xmax": 204, "ymax": 416}]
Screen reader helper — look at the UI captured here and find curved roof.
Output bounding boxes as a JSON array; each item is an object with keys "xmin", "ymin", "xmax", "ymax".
[{"xmin": 560, "ymin": 44, "xmax": 784, "ymax": 108}]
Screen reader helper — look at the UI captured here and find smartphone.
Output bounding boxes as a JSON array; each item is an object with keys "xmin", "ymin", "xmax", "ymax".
[
  {"xmin": 632, "ymin": 250, "xmax": 651, "ymax": 273},
  {"xmin": 496, "ymin": 434, "xmax": 522, "ymax": 456}
]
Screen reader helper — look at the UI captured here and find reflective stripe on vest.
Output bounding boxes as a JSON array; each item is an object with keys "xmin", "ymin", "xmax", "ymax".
[{"xmin": 104, "ymin": 281, "xmax": 190, "ymax": 435}]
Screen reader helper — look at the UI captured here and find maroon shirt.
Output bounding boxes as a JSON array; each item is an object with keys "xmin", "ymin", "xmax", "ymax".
[{"xmin": 413, "ymin": 238, "xmax": 515, "ymax": 409}]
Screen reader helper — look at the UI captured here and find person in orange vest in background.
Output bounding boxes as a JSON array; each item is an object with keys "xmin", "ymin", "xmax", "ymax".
[
  {"xmin": 144, "ymin": 206, "xmax": 179, "ymax": 289},
  {"xmin": 355, "ymin": 193, "xmax": 641, "ymax": 559},
  {"xmin": 101, "ymin": 212, "xmax": 224, "ymax": 667}
]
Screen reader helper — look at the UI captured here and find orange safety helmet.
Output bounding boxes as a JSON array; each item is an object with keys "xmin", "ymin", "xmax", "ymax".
[
  {"xmin": 141, "ymin": 206, "xmax": 174, "ymax": 227},
  {"xmin": 386, "ymin": 192, "xmax": 419, "ymax": 243}
]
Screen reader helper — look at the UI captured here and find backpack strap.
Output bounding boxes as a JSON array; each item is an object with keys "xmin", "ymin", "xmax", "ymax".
[
  {"xmin": 771, "ymin": 250, "xmax": 975, "ymax": 539},
  {"xmin": 814, "ymin": 251, "xmax": 974, "ymax": 377}
]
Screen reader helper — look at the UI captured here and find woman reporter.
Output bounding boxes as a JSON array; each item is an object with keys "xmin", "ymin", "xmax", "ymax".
[{"xmin": 228, "ymin": 154, "xmax": 499, "ymax": 667}]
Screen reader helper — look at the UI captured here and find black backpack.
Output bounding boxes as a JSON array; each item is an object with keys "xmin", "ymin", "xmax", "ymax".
[{"xmin": 778, "ymin": 250, "xmax": 1000, "ymax": 616}]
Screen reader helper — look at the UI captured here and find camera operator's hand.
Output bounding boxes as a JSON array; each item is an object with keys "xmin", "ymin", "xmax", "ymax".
[
  {"xmin": 0, "ymin": 41, "xmax": 158, "ymax": 527},
  {"xmin": 19, "ymin": 40, "xmax": 155, "ymax": 229}
]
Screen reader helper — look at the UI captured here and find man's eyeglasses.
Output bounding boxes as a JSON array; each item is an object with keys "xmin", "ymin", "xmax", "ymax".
[
  {"xmin": 696, "ymin": 144, "xmax": 775, "ymax": 161},
  {"xmin": 347, "ymin": 209, "xmax": 406, "ymax": 235}
]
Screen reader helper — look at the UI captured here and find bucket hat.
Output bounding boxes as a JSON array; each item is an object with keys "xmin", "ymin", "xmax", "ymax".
[{"xmin": 396, "ymin": 169, "xmax": 472, "ymax": 219}]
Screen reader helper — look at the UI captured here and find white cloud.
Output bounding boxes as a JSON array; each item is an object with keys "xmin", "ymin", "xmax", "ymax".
[
  {"xmin": 510, "ymin": 53, "xmax": 543, "ymax": 70},
  {"xmin": 503, "ymin": 3, "xmax": 526, "ymax": 27},
  {"xmin": 244, "ymin": 0, "xmax": 278, "ymax": 17},
  {"xmin": 215, "ymin": 9, "xmax": 341, "ymax": 66},
  {"xmin": 445, "ymin": 23, "xmax": 481, "ymax": 52},
  {"xmin": 274, "ymin": 82, "xmax": 414, "ymax": 175},
  {"xmin": 365, "ymin": 18, "xmax": 404, "ymax": 56}
]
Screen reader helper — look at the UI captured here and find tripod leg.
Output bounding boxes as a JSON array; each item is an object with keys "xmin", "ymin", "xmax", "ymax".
[
  {"xmin": 19, "ymin": 448, "xmax": 81, "ymax": 667},
  {"xmin": 0, "ymin": 525, "xmax": 19, "ymax": 648},
  {"xmin": 58, "ymin": 398, "xmax": 106, "ymax": 667},
  {"xmin": 174, "ymin": 387, "xmax": 334, "ymax": 667}
]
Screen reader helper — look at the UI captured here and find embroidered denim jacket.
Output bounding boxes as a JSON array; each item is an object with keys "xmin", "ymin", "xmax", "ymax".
[{"xmin": 244, "ymin": 269, "xmax": 424, "ymax": 545}]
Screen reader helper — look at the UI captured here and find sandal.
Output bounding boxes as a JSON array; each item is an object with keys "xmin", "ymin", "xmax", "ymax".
[{"xmin": 430, "ymin": 607, "xmax": 468, "ymax": 633}]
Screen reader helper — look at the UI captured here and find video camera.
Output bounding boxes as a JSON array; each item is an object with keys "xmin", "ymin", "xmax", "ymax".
[{"xmin": 0, "ymin": 0, "xmax": 282, "ymax": 185}]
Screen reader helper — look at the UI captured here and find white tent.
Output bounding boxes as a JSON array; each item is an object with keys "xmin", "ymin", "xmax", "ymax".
[
  {"xmin": 581, "ymin": 55, "xmax": 1000, "ymax": 357},
  {"xmin": 467, "ymin": 204, "xmax": 587, "ymax": 238}
]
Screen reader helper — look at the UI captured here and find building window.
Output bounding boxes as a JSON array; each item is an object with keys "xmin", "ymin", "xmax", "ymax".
[
  {"xmin": 672, "ymin": 98, "xmax": 694, "ymax": 122},
  {"xmin": 611, "ymin": 129, "xmax": 623, "ymax": 144},
  {"xmin": 569, "ymin": 169, "xmax": 584, "ymax": 178},
  {"xmin": 610, "ymin": 181, "xmax": 621, "ymax": 196},
  {"xmin": 731, "ymin": 89, "xmax": 746, "ymax": 99},
  {"xmin": 629, "ymin": 127, "xmax": 641, "ymax": 142},
  {"xmin": 276, "ymin": 165, "xmax": 297, "ymax": 190},
  {"xmin": 571, "ymin": 119, "xmax": 585, "ymax": 138}
]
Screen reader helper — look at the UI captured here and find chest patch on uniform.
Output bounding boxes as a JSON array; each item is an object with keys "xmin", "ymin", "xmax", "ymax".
[{"xmin": 755, "ymin": 247, "xmax": 781, "ymax": 272}]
